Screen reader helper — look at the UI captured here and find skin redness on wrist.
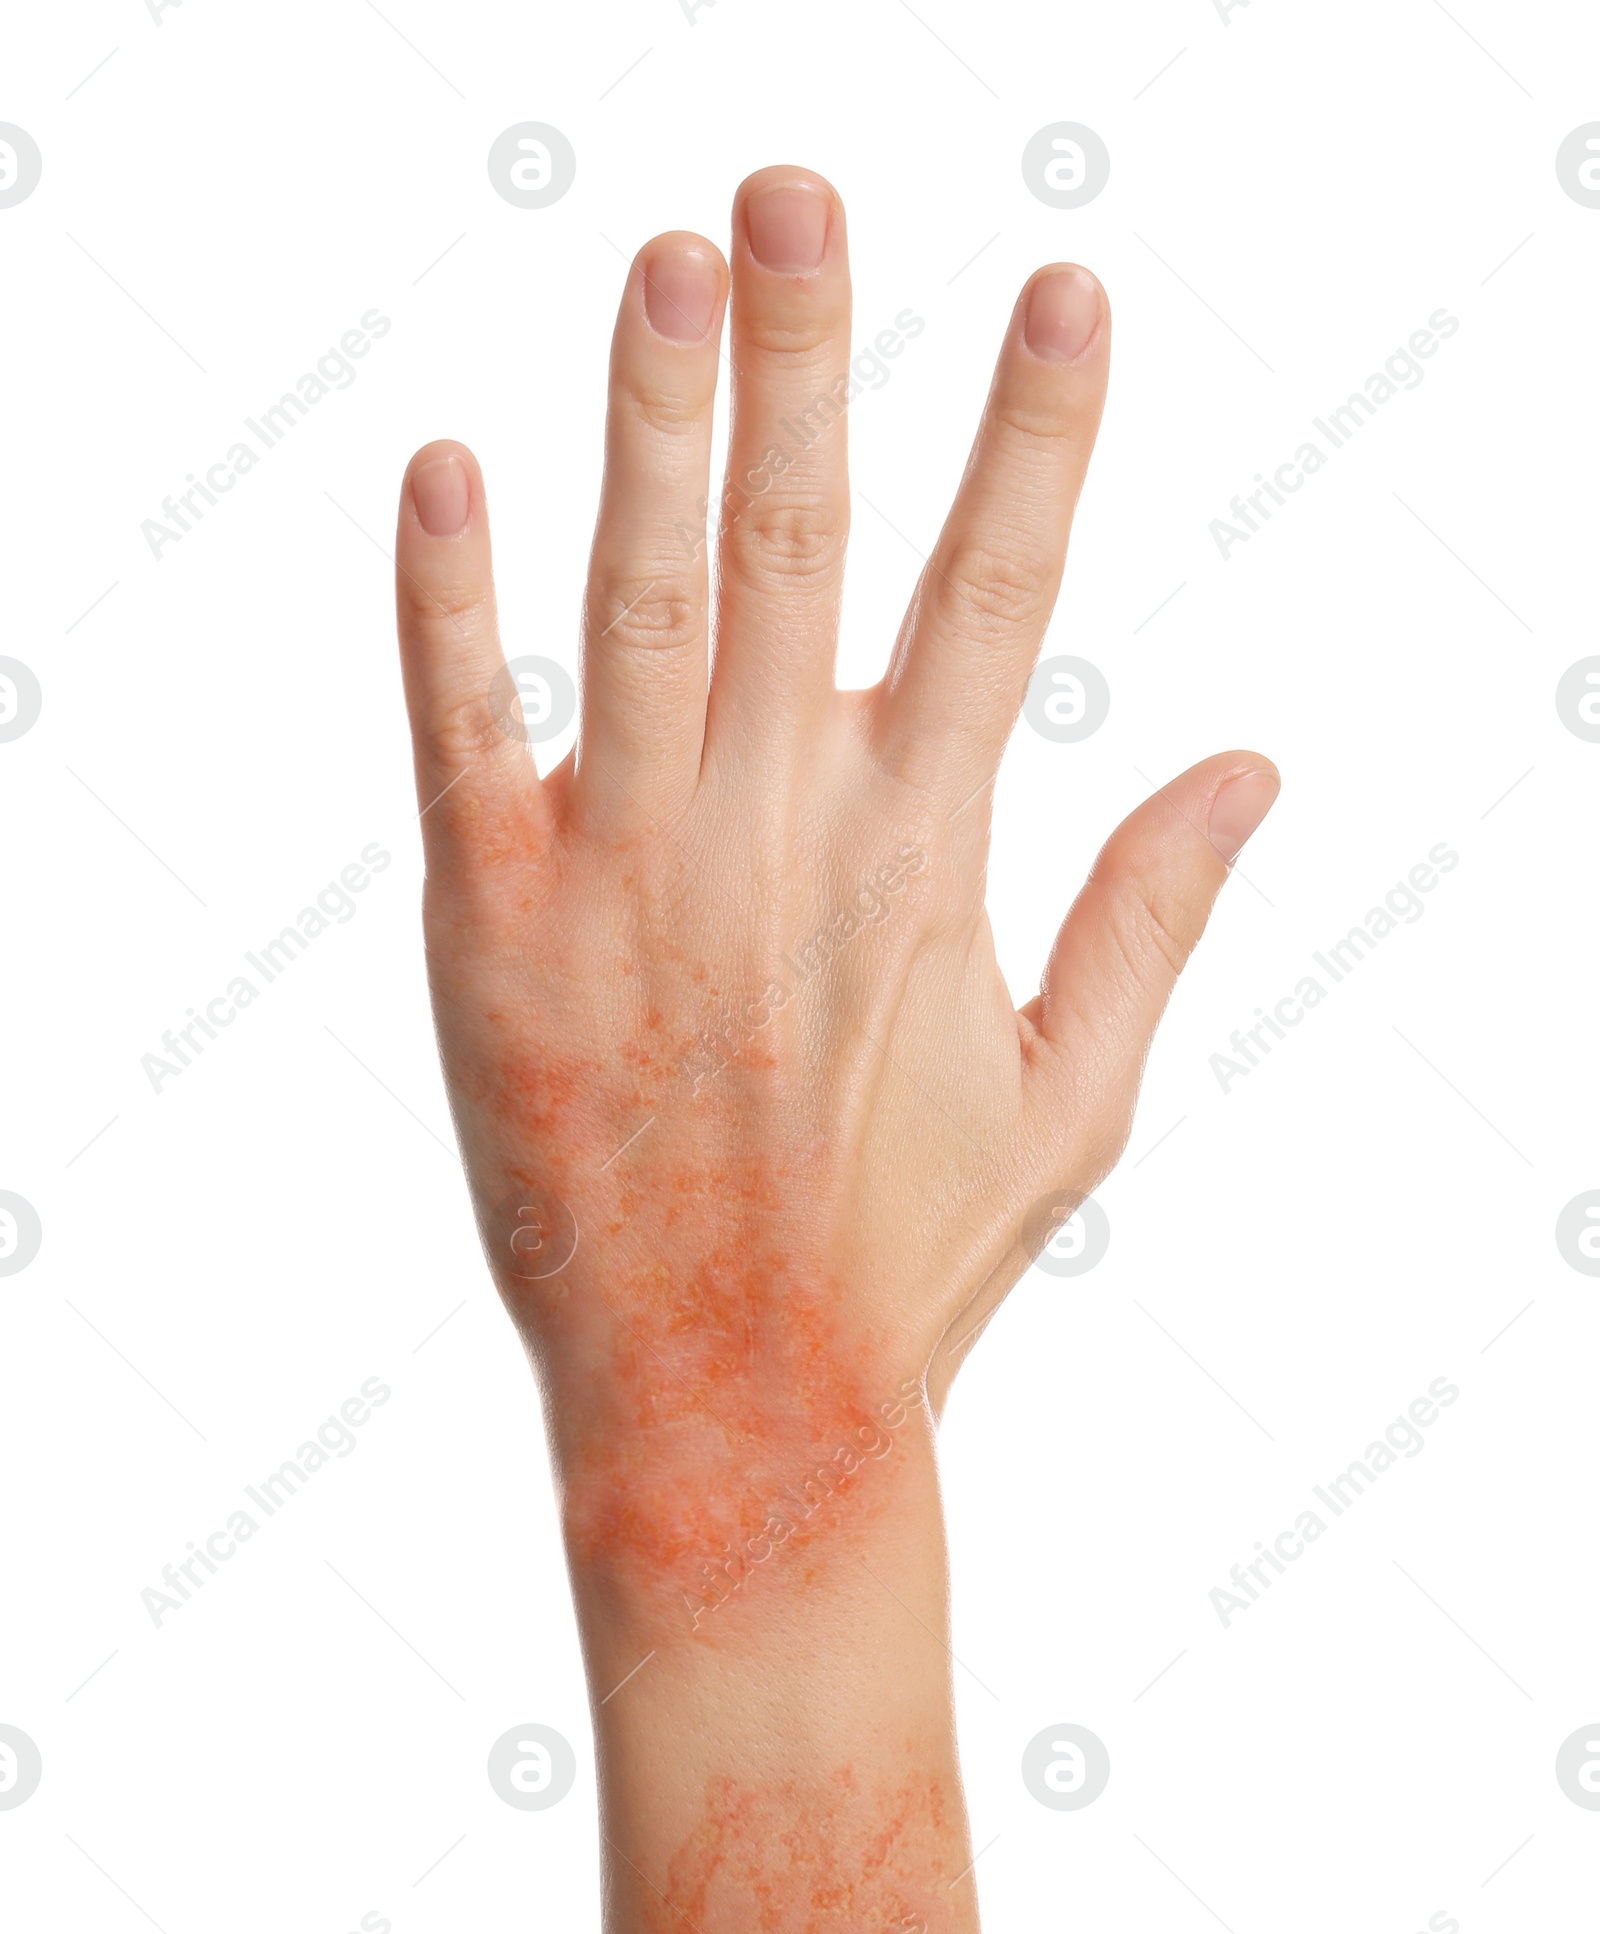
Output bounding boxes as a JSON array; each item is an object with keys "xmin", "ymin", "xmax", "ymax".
[{"xmin": 463, "ymin": 1032, "xmax": 930, "ymax": 1628}]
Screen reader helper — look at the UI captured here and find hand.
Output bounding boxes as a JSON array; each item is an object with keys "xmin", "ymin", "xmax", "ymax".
[{"xmin": 392, "ymin": 164, "xmax": 1276, "ymax": 1934}]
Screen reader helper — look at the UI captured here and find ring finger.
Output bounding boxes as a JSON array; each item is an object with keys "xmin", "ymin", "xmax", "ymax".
[{"xmin": 574, "ymin": 232, "xmax": 728, "ymax": 830}]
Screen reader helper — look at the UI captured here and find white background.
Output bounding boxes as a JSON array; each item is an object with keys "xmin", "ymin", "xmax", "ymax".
[{"xmin": 3, "ymin": 1, "xmax": 1597, "ymax": 1929}]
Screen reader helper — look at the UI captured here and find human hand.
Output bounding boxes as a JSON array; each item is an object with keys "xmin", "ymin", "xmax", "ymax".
[{"xmin": 392, "ymin": 164, "xmax": 1276, "ymax": 1932}]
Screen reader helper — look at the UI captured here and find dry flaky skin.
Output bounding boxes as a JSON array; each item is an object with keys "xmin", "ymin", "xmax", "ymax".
[
  {"xmin": 393, "ymin": 163, "xmax": 1277, "ymax": 1932},
  {"xmin": 648, "ymin": 1769, "xmax": 956, "ymax": 1934}
]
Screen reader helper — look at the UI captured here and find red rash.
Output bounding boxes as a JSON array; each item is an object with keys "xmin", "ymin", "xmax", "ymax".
[
  {"xmin": 473, "ymin": 1017, "xmax": 924, "ymax": 1631},
  {"xmin": 640, "ymin": 1769, "xmax": 956, "ymax": 1934}
]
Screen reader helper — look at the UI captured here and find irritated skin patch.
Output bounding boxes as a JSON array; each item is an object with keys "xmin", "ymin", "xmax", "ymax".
[
  {"xmin": 473, "ymin": 1031, "xmax": 927, "ymax": 1635},
  {"xmin": 638, "ymin": 1769, "xmax": 957, "ymax": 1934},
  {"xmin": 426, "ymin": 824, "xmax": 981, "ymax": 1928}
]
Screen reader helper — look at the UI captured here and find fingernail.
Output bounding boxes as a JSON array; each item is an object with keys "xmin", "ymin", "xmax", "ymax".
[
  {"xmin": 644, "ymin": 244, "xmax": 720, "ymax": 342},
  {"xmin": 744, "ymin": 185, "xmax": 829, "ymax": 272},
  {"xmin": 1024, "ymin": 267, "xmax": 1102, "ymax": 362},
  {"xmin": 1208, "ymin": 769, "xmax": 1280, "ymax": 864},
  {"xmin": 412, "ymin": 455, "xmax": 469, "ymax": 536}
]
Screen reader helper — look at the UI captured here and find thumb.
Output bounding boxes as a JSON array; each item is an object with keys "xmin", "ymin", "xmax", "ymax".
[{"xmin": 1024, "ymin": 752, "xmax": 1279, "ymax": 1117}]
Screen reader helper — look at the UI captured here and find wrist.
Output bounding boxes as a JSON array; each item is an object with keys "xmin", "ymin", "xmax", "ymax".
[
  {"xmin": 556, "ymin": 1367, "xmax": 940, "ymax": 1640},
  {"xmin": 535, "ymin": 1348, "xmax": 976, "ymax": 1930},
  {"xmin": 567, "ymin": 1414, "xmax": 976, "ymax": 1934}
]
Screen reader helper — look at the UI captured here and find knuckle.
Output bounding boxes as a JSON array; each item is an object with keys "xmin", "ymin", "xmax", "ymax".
[
  {"xmin": 937, "ymin": 542, "xmax": 1049, "ymax": 634},
  {"xmin": 725, "ymin": 498, "xmax": 845, "ymax": 582},
  {"xmin": 619, "ymin": 383, "xmax": 706, "ymax": 440},
  {"xmin": 401, "ymin": 573, "xmax": 495, "ymax": 629},
  {"xmin": 421, "ymin": 688, "xmax": 515, "ymax": 771},
  {"xmin": 991, "ymin": 397, "xmax": 1077, "ymax": 452},
  {"xmin": 587, "ymin": 574, "xmax": 702, "ymax": 654},
  {"xmin": 742, "ymin": 314, "xmax": 841, "ymax": 360},
  {"xmin": 1110, "ymin": 881, "xmax": 1195, "ymax": 983}
]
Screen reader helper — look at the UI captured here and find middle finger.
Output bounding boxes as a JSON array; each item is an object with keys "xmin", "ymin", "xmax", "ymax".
[{"xmin": 706, "ymin": 166, "xmax": 853, "ymax": 772}]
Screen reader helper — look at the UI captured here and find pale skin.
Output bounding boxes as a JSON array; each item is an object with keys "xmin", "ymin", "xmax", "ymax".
[{"xmin": 391, "ymin": 166, "xmax": 1278, "ymax": 1932}]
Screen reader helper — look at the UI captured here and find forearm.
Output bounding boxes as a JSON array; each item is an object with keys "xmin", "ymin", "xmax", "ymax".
[{"xmin": 559, "ymin": 1399, "xmax": 978, "ymax": 1934}]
